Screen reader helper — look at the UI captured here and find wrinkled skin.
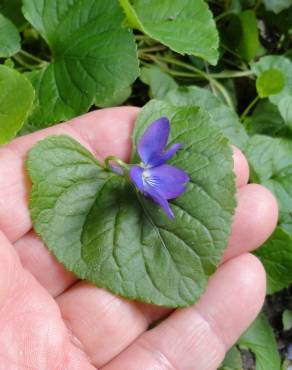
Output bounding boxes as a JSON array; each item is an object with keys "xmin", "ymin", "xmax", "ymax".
[{"xmin": 0, "ymin": 107, "xmax": 278, "ymax": 370}]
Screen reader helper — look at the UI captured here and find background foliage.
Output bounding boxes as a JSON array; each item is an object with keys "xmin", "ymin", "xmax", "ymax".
[{"xmin": 1, "ymin": 0, "xmax": 292, "ymax": 368}]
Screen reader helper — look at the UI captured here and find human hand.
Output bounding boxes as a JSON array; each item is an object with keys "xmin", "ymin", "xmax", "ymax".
[{"xmin": 0, "ymin": 107, "xmax": 277, "ymax": 370}]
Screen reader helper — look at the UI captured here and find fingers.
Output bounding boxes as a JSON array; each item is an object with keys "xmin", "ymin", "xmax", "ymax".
[
  {"xmin": 0, "ymin": 232, "xmax": 22, "ymax": 305},
  {"xmin": 232, "ymin": 145, "xmax": 249, "ymax": 188},
  {"xmin": 101, "ymin": 254, "xmax": 266, "ymax": 370},
  {"xmin": 57, "ymin": 283, "xmax": 171, "ymax": 367},
  {"xmin": 223, "ymin": 184, "xmax": 278, "ymax": 261},
  {"xmin": 0, "ymin": 107, "xmax": 138, "ymax": 242},
  {"xmin": 0, "ymin": 231, "xmax": 97, "ymax": 370},
  {"xmin": 14, "ymin": 231, "xmax": 76, "ymax": 297}
]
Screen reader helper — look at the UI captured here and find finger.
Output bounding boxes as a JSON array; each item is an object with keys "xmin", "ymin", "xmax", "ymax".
[
  {"xmin": 232, "ymin": 145, "xmax": 249, "ymax": 188},
  {"xmin": 101, "ymin": 254, "xmax": 266, "ymax": 370},
  {"xmin": 223, "ymin": 184, "xmax": 278, "ymax": 261},
  {"xmin": 14, "ymin": 231, "xmax": 76, "ymax": 297},
  {"xmin": 0, "ymin": 107, "xmax": 139, "ymax": 242},
  {"xmin": 57, "ymin": 283, "xmax": 171, "ymax": 367},
  {"xmin": 0, "ymin": 231, "xmax": 95, "ymax": 370}
]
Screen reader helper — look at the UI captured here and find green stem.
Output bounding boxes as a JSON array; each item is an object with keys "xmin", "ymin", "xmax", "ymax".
[
  {"xmin": 210, "ymin": 70, "xmax": 254, "ymax": 79},
  {"xmin": 167, "ymin": 70, "xmax": 201, "ymax": 78},
  {"xmin": 152, "ymin": 55, "xmax": 234, "ymax": 107},
  {"xmin": 241, "ymin": 95, "xmax": 260, "ymax": 121},
  {"xmin": 138, "ymin": 45, "xmax": 167, "ymax": 53},
  {"xmin": 254, "ymin": 0, "xmax": 261, "ymax": 11},
  {"xmin": 12, "ymin": 55, "xmax": 36, "ymax": 70},
  {"xmin": 140, "ymin": 54, "xmax": 253, "ymax": 107},
  {"xmin": 19, "ymin": 49, "xmax": 47, "ymax": 64},
  {"xmin": 215, "ymin": 10, "xmax": 232, "ymax": 22},
  {"xmin": 104, "ymin": 156, "xmax": 130, "ymax": 172}
]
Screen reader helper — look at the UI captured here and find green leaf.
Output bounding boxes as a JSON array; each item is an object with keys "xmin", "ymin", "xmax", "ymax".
[
  {"xmin": 119, "ymin": 0, "xmax": 142, "ymax": 29},
  {"xmin": 0, "ymin": 13, "xmax": 20, "ymax": 57},
  {"xmin": 119, "ymin": 0, "xmax": 219, "ymax": 65},
  {"xmin": 238, "ymin": 314, "xmax": 281, "ymax": 370},
  {"xmin": 95, "ymin": 85, "xmax": 132, "ymax": 108},
  {"xmin": 279, "ymin": 96, "xmax": 292, "ymax": 129},
  {"xmin": 27, "ymin": 101, "xmax": 236, "ymax": 307},
  {"xmin": 256, "ymin": 69, "xmax": 285, "ymax": 98},
  {"xmin": 245, "ymin": 99, "xmax": 289, "ymax": 137},
  {"xmin": 140, "ymin": 65, "xmax": 178, "ymax": 99},
  {"xmin": 219, "ymin": 346, "xmax": 243, "ymax": 370},
  {"xmin": 254, "ymin": 228, "xmax": 292, "ymax": 294},
  {"xmin": 263, "ymin": 0, "xmax": 292, "ymax": 14},
  {"xmin": 0, "ymin": 0, "xmax": 26, "ymax": 28},
  {"xmin": 224, "ymin": 10, "xmax": 259, "ymax": 62},
  {"xmin": 245, "ymin": 135, "xmax": 292, "ymax": 232},
  {"xmin": 251, "ymin": 56, "xmax": 292, "ymax": 105},
  {"xmin": 165, "ymin": 85, "xmax": 248, "ymax": 149},
  {"xmin": 0, "ymin": 65, "xmax": 35, "ymax": 144},
  {"xmin": 22, "ymin": 0, "xmax": 139, "ymax": 126},
  {"xmin": 282, "ymin": 309, "xmax": 292, "ymax": 331}
]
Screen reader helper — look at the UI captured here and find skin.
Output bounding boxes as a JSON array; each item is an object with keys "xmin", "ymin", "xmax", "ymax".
[{"xmin": 0, "ymin": 107, "xmax": 278, "ymax": 370}]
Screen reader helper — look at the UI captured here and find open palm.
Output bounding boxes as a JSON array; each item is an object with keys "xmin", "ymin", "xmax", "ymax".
[{"xmin": 0, "ymin": 107, "xmax": 277, "ymax": 370}]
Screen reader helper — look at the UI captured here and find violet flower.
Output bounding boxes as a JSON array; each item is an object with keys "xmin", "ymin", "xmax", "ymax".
[{"xmin": 129, "ymin": 117, "xmax": 189, "ymax": 219}]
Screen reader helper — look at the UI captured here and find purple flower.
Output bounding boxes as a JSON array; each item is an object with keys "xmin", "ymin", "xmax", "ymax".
[{"xmin": 129, "ymin": 117, "xmax": 189, "ymax": 219}]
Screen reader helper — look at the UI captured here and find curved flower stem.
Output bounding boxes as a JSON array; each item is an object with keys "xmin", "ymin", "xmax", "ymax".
[
  {"xmin": 19, "ymin": 50, "xmax": 48, "ymax": 65},
  {"xmin": 12, "ymin": 55, "xmax": 37, "ymax": 70},
  {"xmin": 215, "ymin": 11, "xmax": 232, "ymax": 22},
  {"xmin": 241, "ymin": 95, "xmax": 260, "ymax": 121},
  {"xmin": 146, "ymin": 54, "xmax": 234, "ymax": 108},
  {"xmin": 104, "ymin": 156, "xmax": 130, "ymax": 173}
]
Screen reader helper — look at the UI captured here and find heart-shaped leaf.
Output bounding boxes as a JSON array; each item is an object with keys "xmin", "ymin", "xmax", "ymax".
[
  {"xmin": 0, "ymin": 65, "xmax": 34, "ymax": 144},
  {"xmin": 256, "ymin": 69, "xmax": 285, "ymax": 98},
  {"xmin": 245, "ymin": 134, "xmax": 292, "ymax": 232},
  {"xmin": 27, "ymin": 101, "xmax": 236, "ymax": 307},
  {"xmin": 279, "ymin": 96, "xmax": 292, "ymax": 129},
  {"xmin": 22, "ymin": 0, "xmax": 139, "ymax": 127},
  {"xmin": 255, "ymin": 227, "xmax": 292, "ymax": 294},
  {"xmin": 238, "ymin": 314, "xmax": 281, "ymax": 370},
  {"xmin": 119, "ymin": 0, "xmax": 219, "ymax": 65},
  {"xmin": 0, "ymin": 13, "xmax": 20, "ymax": 57},
  {"xmin": 251, "ymin": 56, "xmax": 292, "ymax": 106},
  {"xmin": 140, "ymin": 65, "xmax": 178, "ymax": 100}
]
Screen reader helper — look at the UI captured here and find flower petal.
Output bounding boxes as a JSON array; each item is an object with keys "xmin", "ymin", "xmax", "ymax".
[
  {"xmin": 144, "ymin": 186, "xmax": 174, "ymax": 219},
  {"xmin": 129, "ymin": 165, "xmax": 145, "ymax": 193},
  {"xmin": 156, "ymin": 143, "xmax": 182, "ymax": 166},
  {"xmin": 143, "ymin": 164, "xmax": 189, "ymax": 199},
  {"xmin": 137, "ymin": 117, "xmax": 170, "ymax": 166},
  {"xmin": 129, "ymin": 165, "xmax": 174, "ymax": 218}
]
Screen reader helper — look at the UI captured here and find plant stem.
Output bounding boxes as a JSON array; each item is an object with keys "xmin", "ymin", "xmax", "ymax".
[
  {"xmin": 135, "ymin": 34, "xmax": 152, "ymax": 41},
  {"xmin": 12, "ymin": 55, "xmax": 36, "ymax": 70},
  {"xmin": 138, "ymin": 45, "xmax": 167, "ymax": 54},
  {"xmin": 104, "ymin": 156, "xmax": 129, "ymax": 173},
  {"xmin": 241, "ymin": 96, "xmax": 260, "ymax": 121},
  {"xmin": 210, "ymin": 70, "xmax": 254, "ymax": 79},
  {"xmin": 19, "ymin": 49, "xmax": 47, "ymax": 64},
  {"xmin": 151, "ymin": 55, "xmax": 234, "ymax": 108},
  {"xmin": 254, "ymin": 0, "xmax": 261, "ymax": 11},
  {"xmin": 215, "ymin": 11, "xmax": 232, "ymax": 22}
]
